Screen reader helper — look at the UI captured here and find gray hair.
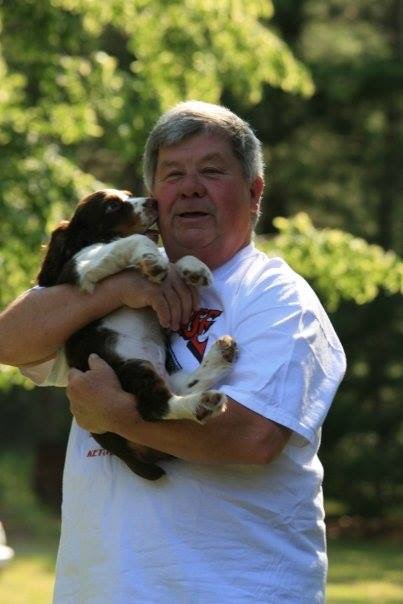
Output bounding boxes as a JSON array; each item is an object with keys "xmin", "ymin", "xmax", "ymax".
[{"xmin": 142, "ymin": 100, "xmax": 265, "ymax": 192}]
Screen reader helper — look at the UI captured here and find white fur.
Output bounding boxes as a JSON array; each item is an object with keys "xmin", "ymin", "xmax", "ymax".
[
  {"xmin": 100, "ymin": 308, "xmax": 232, "ymax": 422},
  {"xmin": 175, "ymin": 256, "xmax": 213, "ymax": 287},
  {"xmin": 75, "ymin": 235, "xmax": 168, "ymax": 293},
  {"xmin": 127, "ymin": 196, "xmax": 156, "ymax": 225},
  {"xmin": 73, "ymin": 233, "xmax": 236, "ymax": 423},
  {"xmin": 164, "ymin": 391, "xmax": 227, "ymax": 422},
  {"xmin": 102, "ymin": 307, "xmax": 168, "ymax": 379},
  {"xmin": 169, "ymin": 336, "xmax": 235, "ymax": 394}
]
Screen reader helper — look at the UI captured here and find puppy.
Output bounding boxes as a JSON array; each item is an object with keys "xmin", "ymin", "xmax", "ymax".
[{"xmin": 38, "ymin": 189, "xmax": 237, "ymax": 480}]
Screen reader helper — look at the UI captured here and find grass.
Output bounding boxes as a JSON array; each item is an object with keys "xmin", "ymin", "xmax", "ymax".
[
  {"xmin": 327, "ymin": 538, "xmax": 403, "ymax": 603},
  {"xmin": 0, "ymin": 540, "xmax": 57, "ymax": 604},
  {"xmin": 0, "ymin": 449, "xmax": 59, "ymax": 603},
  {"xmin": 0, "ymin": 537, "xmax": 403, "ymax": 604},
  {"xmin": 1, "ymin": 451, "xmax": 402, "ymax": 603},
  {"xmin": 1, "ymin": 536, "xmax": 402, "ymax": 604}
]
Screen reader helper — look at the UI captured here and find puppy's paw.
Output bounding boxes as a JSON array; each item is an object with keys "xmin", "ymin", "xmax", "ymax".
[
  {"xmin": 201, "ymin": 336, "xmax": 238, "ymax": 372},
  {"xmin": 195, "ymin": 391, "xmax": 227, "ymax": 423},
  {"xmin": 216, "ymin": 335, "xmax": 239, "ymax": 364},
  {"xmin": 175, "ymin": 256, "xmax": 213, "ymax": 287},
  {"xmin": 78, "ymin": 273, "xmax": 98, "ymax": 293},
  {"xmin": 137, "ymin": 253, "xmax": 169, "ymax": 283}
]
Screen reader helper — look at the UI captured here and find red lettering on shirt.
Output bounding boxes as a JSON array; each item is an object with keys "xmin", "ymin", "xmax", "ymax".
[
  {"xmin": 179, "ymin": 308, "xmax": 222, "ymax": 362},
  {"xmin": 86, "ymin": 448, "xmax": 112, "ymax": 458}
]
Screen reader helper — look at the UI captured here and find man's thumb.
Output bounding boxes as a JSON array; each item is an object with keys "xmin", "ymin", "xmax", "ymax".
[{"xmin": 88, "ymin": 353, "xmax": 107, "ymax": 369}]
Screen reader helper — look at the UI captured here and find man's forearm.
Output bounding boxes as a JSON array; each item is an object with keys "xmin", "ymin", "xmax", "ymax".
[
  {"xmin": 67, "ymin": 354, "xmax": 291, "ymax": 465},
  {"xmin": 0, "ymin": 264, "xmax": 199, "ymax": 368},
  {"xmin": 112, "ymin": 396, "xmax": 290, "ymax": 466},
  {"xmin": 0, "ymin": 279, "xmax": 121, "ymax": 366}
]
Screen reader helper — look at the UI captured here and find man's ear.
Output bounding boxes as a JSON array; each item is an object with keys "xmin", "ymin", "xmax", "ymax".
[{"xmin": 250, "ymin": 177, "xmax": 264, "ymax": 214}]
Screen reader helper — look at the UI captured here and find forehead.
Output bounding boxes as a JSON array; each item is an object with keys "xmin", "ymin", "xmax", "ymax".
[{"xmin": 156, "ymin": 132, "xmax": 237, "ymax": 167}]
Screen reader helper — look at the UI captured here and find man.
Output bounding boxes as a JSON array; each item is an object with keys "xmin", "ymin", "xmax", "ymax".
[{"xmin": 0, "ymin": 101, "xmax": 346, "ymax": 603}]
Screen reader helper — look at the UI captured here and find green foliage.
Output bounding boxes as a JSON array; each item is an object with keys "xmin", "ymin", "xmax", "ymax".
[
  {"xmin": 51, "ymin": 0, "xmax": 314, "ymax": 107},
  {"xmin": 0, "ymin": 0, "xmax": 313, "ymax": 310},
  {"xmin": 0, "ymin": 451, "xmax": 60, "ymax": 538},
  {"xmin": 258, "ymin": 213, "xmax": 403, "ymax": 311},
  {"xmin": 0, "ymin": 146, "xmax": 103, "ymax": 308},
  {"xmin": 251, "ymin": 1, "xmax": 403, "ymax": 518},
  {"xmin": 1, "ymin": 0, "xmax": 402, "ymax": 520}
]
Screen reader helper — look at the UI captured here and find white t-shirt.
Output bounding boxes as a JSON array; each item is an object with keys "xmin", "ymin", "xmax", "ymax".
[{"xmin": 23, "ymin": 244, "xmax": 346, "ymax": 603}]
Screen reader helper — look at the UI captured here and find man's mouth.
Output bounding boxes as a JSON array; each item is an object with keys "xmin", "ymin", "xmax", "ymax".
[{"xmin": 177, "ymin": 211, "xmax": 210, "ymax": 218}]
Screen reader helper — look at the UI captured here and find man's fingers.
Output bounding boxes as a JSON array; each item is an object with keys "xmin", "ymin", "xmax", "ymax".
[
  {"xmin": 172, "ymin": 280, "xmax": 194, "ymax": 327},
  {"xmin": 162, "ymin": 266, "xmax": 197, "ymax": 329},
  {"xmin": 68, "ymin": 367, "xmax": 83, "ymax": 381},
  {"xmin": 161, "ymin": 282, "xmax": 184, "ymax": 331},
  {"xmin": 151, "ymin": 293, "xmax": 171, "ymax": 329},
  {"xmin": 88, "ymin": 352, "xmax": 109, "ymax": 370},
  {"xmin": 121, "ymin": 262, "xmax": 200, "ymax": 331}
]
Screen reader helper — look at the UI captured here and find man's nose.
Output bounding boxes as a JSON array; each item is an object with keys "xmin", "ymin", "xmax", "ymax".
[{"xmin": 180, "ymin": 173, "xmax": 206, "ymax": 197}]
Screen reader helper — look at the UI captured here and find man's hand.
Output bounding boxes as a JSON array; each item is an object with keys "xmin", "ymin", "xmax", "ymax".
[
  {"xmin": 67, "ymin": 353, "xmax": 137, "ymax": 434},
  {"xmin": 67, "ymin": 354, "xmax": 291, "ymax": 466},
  {"xmin": 106, "ymin": 263, "xmax": 199, "ymax": 331}
]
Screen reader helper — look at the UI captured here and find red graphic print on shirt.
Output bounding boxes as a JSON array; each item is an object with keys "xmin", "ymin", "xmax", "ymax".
[{"xmin": 179, "ymin": 308, "xmax": 222, "ymax": 362}]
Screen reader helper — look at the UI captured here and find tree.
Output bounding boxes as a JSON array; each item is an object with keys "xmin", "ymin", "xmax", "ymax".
[
  {"xmin": 0, "ymin": 0, "xmax": 402, "ymax": 516},
  {"xmin": 252, "ymin": 0, "xmax": 403, "ymax": 518},
  {"xmin": 0, "ymin": 0, "xmax": 312, "ymax": 308}
]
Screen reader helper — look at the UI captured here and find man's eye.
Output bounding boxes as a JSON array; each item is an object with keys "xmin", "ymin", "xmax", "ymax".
[
  {"xmin": 165, "ymin": 172, "xmax": 183, "ymax": 180},
  {"xmin": 202, "ymin": 167, "xmax": 222, "ymax": 175}
]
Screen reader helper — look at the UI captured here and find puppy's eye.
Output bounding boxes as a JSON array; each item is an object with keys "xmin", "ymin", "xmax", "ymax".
[{"xmin": 105, "ymin": 200, "xmax": 121, "ymax": 213}]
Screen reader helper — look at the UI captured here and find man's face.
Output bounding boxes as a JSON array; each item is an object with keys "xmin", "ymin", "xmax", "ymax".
[{"xmin": 152, "ymin": 132, "xmax": 263, "ymax": 269}]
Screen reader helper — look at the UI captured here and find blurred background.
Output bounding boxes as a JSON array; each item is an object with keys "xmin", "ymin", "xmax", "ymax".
[{"xmin": 0, "ymin": 1, "xmax": 402, "ymax": 602}]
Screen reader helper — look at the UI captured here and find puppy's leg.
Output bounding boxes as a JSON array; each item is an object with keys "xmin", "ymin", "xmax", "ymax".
[
  {"xmin": 170, "ymin": 335, "xmax": 238, "ymax": 395},
  {"xmin": 118, "ymin": 360, "xmax": 226, "ymax": 424},
  {"xmin": 92, "ymin": 432, "xmax": 167, "ymax": 481},
  {"xmin": 164, "ymin": 390, "xmax": 227, "ymax": 423},
  {"xmin": 73, "ymin": 235, "xmax": 168, "ymax": 292},
  {"xmin": 175, "ymin": 256, "xmax": 213, "ymax": 287}
]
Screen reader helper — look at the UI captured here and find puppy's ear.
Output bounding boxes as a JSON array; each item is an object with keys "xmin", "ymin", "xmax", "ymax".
[{"xmin": 37, "ymin": 221, "xmax": 70, "ymax": 286}]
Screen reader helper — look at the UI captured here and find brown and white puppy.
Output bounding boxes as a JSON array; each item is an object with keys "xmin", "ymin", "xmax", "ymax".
[{"xmin": 38, "ymin": 189, "xmax": 237, "ymax": 480}]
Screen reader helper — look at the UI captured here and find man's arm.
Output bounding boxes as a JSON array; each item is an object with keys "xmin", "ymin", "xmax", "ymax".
[
  {"xmin": 67, "ymin": 354, "xmax": 291, "ymax": 465},
  {"xmin": 0, "ymin": 267, "xmax": 198, "ymax": 367},
  {"xmin": 0, "ymin": 281, "xmax": 121, "ymax": 366}
]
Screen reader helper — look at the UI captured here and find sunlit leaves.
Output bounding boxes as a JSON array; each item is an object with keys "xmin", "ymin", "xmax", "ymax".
[
  {"xmin": 1, "ymin": 0, "xmax": 399, "ymax": 400},
  {"xmin": 49, "ymin": 0, "xmax": 314, "ymax": 112},
  {"xmin": 0, "ymin": 0, "xmax": 315, "ymax": 320},
  {"xmin": 0, "ymin": 146, "xmax": 102, "ymax": 308},
  {"xmin": 128, "ymin": 1, "xmax": 313, "ymax": 107},
  {"xmin": 258, "ymin": 213, "xmax": 403, "ymax": 311},
  {"xmin": 0, "ymin": 36, "xmax": 26, "ymax": 143}
]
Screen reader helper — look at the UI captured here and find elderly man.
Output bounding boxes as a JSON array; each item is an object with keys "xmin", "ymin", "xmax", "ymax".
[{"xmin": 0, "ymin": 101, "xmax": 345, "ymax": 603}]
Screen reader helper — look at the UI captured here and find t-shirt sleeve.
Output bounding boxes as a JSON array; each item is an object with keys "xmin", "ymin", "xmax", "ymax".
[
  {"xmin": 20, "ymin": 348, "xmax": 69, "ymax": 387},
  {"xmin": 17, "ymin": 285, "xmax": 69, "ymax": 387},
  {"xmin": 219, "ymin": 276, "xmax": 346, "ymax": 446}
]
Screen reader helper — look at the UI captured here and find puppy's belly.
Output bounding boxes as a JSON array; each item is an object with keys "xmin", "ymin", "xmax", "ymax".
[{"xmin": 102, "ymin": 307, "xmax": 167, "ymax": 378}]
